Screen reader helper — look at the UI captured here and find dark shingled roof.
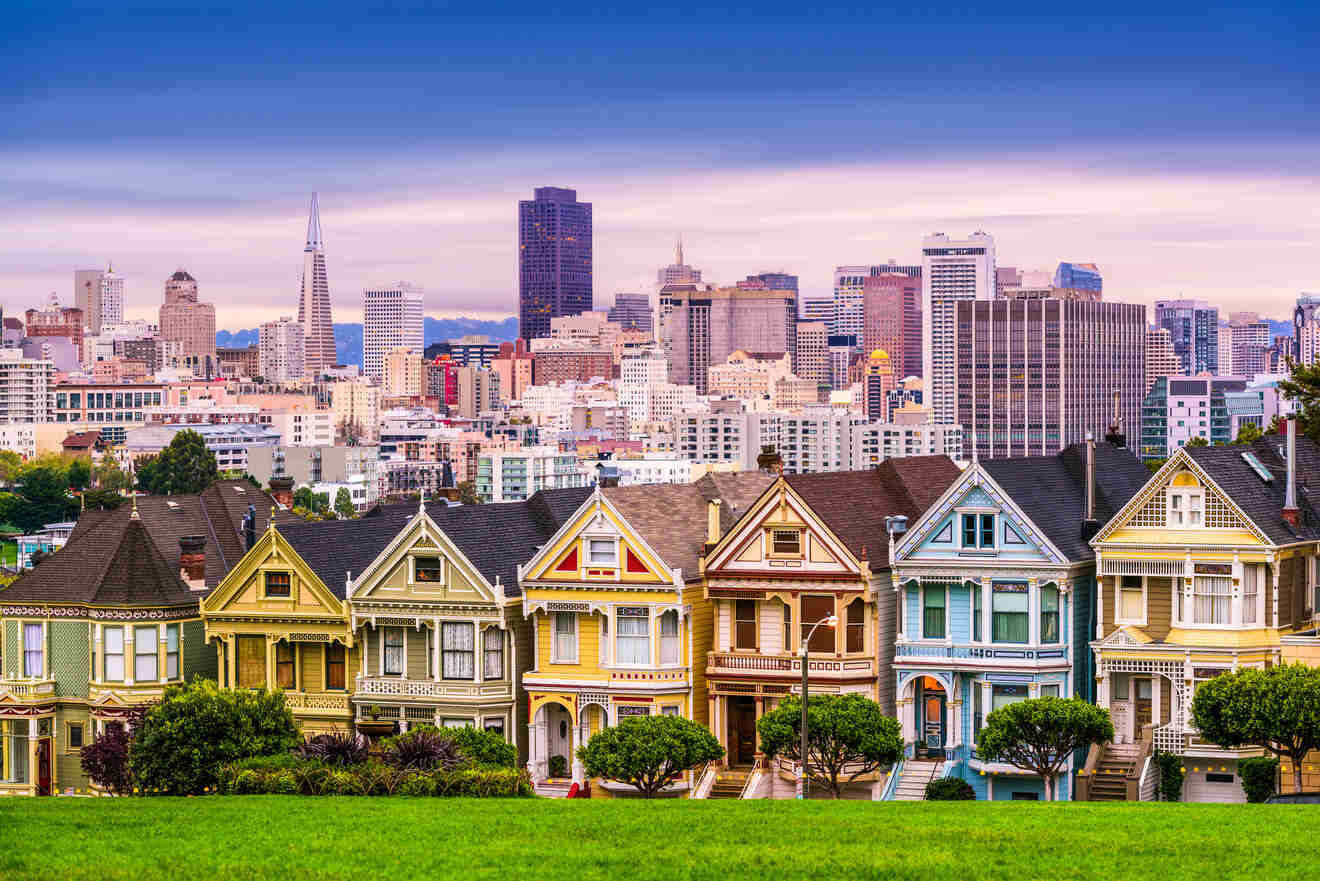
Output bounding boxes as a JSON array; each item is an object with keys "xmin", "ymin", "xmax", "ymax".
[
  {"xmin": 785, "ymin": 456, "xmax": 962, "ymax": 566},
  {"xmin": 980, "ymin": 441, "xmax": 1150, "ymax": 561},
  {"xmin": 0, "ymin": 479, "xmax": 280, "ymax": 608},
  {"xmin": 1184, "ymin": 434, "xmax": 1320, "ymax": 544}
]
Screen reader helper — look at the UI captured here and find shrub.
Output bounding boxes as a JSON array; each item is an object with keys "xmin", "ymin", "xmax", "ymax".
[
  {"xmin": 232, "ymin": 769, "xmax": 265, "ymax": 795},
  {"xmin": 578, "ymin": 714, "xmax": 725, "ymax": 798},
  {"xmin": 1239, "ymin": 756, "xmax": 1280, "ymax": 803},
  {"xmin": 1154, "ymin": 750, "xmax": 1185, "ymax": 802},
  {"xmin": 548, "ymin": 754, "xmax": 569, "ymax": 778},
  {"xmin": 129, "ymin": 680, "xmax": 299, "ymax": 795},
  {"xmin": 267, "ymin": 770, "xmax": 300, "ymax": 795},
  {"xmin": 325, "ymin": 769, "xmax": 366, "ymax": 796},
  {"xmin": 451, "ymin": 725, "xmax": 517, "ymax": 768},
  {"xmin": 398, "ymin": 772, "xmax": 438, "ymax": 797},
  {"xmin": 80, "ymin": 722, "xmax": 135, "ymax": 795},
  {"xmin": 925, "ymin": 776, "xmax": 976, "ymax": 800},
  {"xmin": 213, "ymin": 757, "xmax": 532, "ymax": 797},
  {"xmin": 298, "ymin": 731, "xmax": 369, "ymax": 767},
  {"xmin": 381, "ymin": 728, "xmax": 466, "ymax": 772}
]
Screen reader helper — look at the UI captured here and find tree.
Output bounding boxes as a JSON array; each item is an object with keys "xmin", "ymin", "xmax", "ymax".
[
  {"xmin": 135, "ymin": 430, "xmax": 218, "ymax": 495},
  {"xmin": 334, "ymin": 487, "xmax": 356, "ymax": 519},
  {"xmin": 79, "ymin": 707, "xmax": 145, "ymax": 795},
  {"xmin": 15, "ymin": 460, "xmax": 74, "ymax": 532},
  {"xmin": 1279, "ymin": 361, "xmax": 1320, "ymax": 443},
  {"xmin": 577, "ymin": 714, "xmax": 723, "ymax": 798},
  {"xmin": 92, "ymin": 459, "xmax": 132, "ymax": 492},
  {"xmin": 82, "ymin": 489, "xmax": 126, "ymax": 511},
  {"xmin": 66, "ymin": 457, "xmax": 91, "ymax": 491},
  {"xmin": 1232, "ymin": 422, "xmax": 1263, "ymax": 445},
  {"xmin": 0, "ymin": 450, "xmax": 22, "ymax": 485},
  {"xmin": 756, "ymin": 693, "xmax": 902, "ymax": 798},
  {"xmin": 458, "ymin": 480, "xmax": 480, "ymax": 506},
  {"xmin": 977, "ymin": 697, "xmax": 1113, "ymax": 800},
  {"xmin": 129, "ymin": 679, "xmax": 300, "ymax": 795},
  {"xmin": 1185, "ymin": 436, "xmax": 1209, "ymax": 447},
  {"xmin": 1192, "ymin": 663, "xmax": 1320, "ymax": 795}
]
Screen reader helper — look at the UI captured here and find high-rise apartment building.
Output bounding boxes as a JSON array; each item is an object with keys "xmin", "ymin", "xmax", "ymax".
[
  {"xmin": 656, "ymin": 237, "xmax": 701, "ymax": 287},
  {"xmin": 954, "ymin": 298, "xmax": 1145, "ymax": 460},
  {"xmin": 1220, "ymin": 315, "xmax": 1269, "ymax": 377},
  {"xmin": 1154, "ymin": 299, "xmax": 1218, "ymax": 375},
  {"xmin": 832, "ymin": 262, "xmax": 920, "ymax": 338},
  {"xmin": 363, "ymin": 281, "xmax": 424, "ymax": 382},
  {"xmin": 74, "ymin": 265, "xmax": 123, "ymax": 335},
  {"xmin": 24, "ymin": 298, "xmax": 85, "ymax": 363},
  {"xmin": 662, "ymin": 285, "xmax": 794, "ymax": 394},
  {"xmin": 383, "ymin": 347, "xmax": 424, "ymax": 398},
  {"xmin": 922, "ymin": 232, "xmax": 996, "ymax": 425},
  {"xmin": 297, "ymin": 194, "xmax": 337, "ymax": 376},
  {"xmin": 800, "ymin": 298, "xmax": 833, "ymax": 324},
  {"xmin": 331, "ymin": 380, "xmax": 381, "ymax": 443},
  {"xmin": 795, "ymin": 321, "xmax": 829, "ymax": 389},
  {"xmin": 158, "ymin": 269, "xmax": 217, "ymax": 377},
  {"xmin": 259, "ymin": 316, "xmax": 305, "ymax": 383},
  {"xmin": 1053, "ymin": 262, "xmax": 1103, "ymax": 293},
  {"xmin": 1146, "ymin": 326, "xmax": 1182, "ymax": 393},
  {"xmin": 862, "ymin": 272, "xmax": 921, "ymax": 380},
  {"xmin": 518, "ymin": 186, "xmax": 592, "ymax": 341},
  {"xmin": 607, "ymin": 292, "xmax": 652, "ymax": 333},
  {"xmin": 0, "ymin": 349, "xmax": 55, "ymax": 423},
  {"xmin": 1293, "ymin": 294, "xmax": 1320, "ymax": 363}
]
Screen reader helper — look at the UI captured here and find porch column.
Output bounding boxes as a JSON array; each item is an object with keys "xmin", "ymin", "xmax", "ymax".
[
  {"xmin": 1152, "ymin": 676, "xmax": 1162, "ymax": 728},
  {"xmin": 473, "ymin": 619, "xmax": 483, "ymax": 683},
  {"xmin": 433, "ymin": 618, "xmax": 441, "ymax": 682},
  {"xmin": 225, "ymin": 636, "xmax": 236, "ymax": 688},
  {"xmin": 123, "ymin": 628, "xmax": 134, "ymax": 685},
  {"xmin": 265, "ymin": 636, "xmax": 276, "ymax": 690},
  {"xmin": 895, "ymin": 583, "xmax": 904, "ymax": 639}
]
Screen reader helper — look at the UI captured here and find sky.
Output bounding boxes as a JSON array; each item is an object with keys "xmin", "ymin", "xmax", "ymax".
[{"xmin": 4, "ymin": 1, "xmax": 1317, "ymax": 329}]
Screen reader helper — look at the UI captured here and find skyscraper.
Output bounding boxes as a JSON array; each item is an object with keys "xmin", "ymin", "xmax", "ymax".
[
  {"xmin": 739, "ymin": 272, "xmax": 799, "ymax": 370},
  {"xmin": 1146, "ymin": 326, "xmax": 1181, "ymax": 393},
  {"xmin": 74, "ymin": 265, "xmax": 124, "ymax": 334},
  {"xmin": 922, "ymin": 232, "xmax": 996, "ymax": 425},
  {"xmin": 259, "ymin": 316, "xmax": 305, "ymax": 383},
  {"xmin": 1154, "ymin": 299, "xmax": 1218, "ymax": 375},
  {"xmin": 159, "ymin": 269, "xmax": 217, "ymax": 377},
  {"xmin": 298, "ymin": 194, "xmax": 337, "ymax": 376},
  {"xmin": 862, "ymin": 272, "xmax": 922, "ymax": 381},
  {"xmin": 795, "ymin": 320, "xmax": 829, "ymax": 389},
  {"xmin": 663, "ymin": 285, "xmax": 794, "ymax": 394},
  {"xmin": 1053, "ymin": 262, "xmax": 1103, "ymax": 293},
  {"xmin": 607, "ymin": 292, "xmax": 653, "ymax": 333},
  {"xmin": 518, "ymin": 186, "xmax": 592, "ymax": 341},
  {"xmin": 363, "ymin": 282, "xmax": 424, "ymax": 383},
  {"xmin": 832, "ymin": 262, "xmax": 920, "ymax": 338},
  {"xmin": 656, "ymin": 236, "xmax": 701, "ymax": 287}
]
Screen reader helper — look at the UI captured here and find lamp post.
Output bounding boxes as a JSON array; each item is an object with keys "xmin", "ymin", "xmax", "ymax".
[{"xmin": 797, "ymin": 613, "xmax": 838, "ymax": 800}]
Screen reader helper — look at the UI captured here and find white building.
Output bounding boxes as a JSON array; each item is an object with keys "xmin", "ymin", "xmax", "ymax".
[
  {"xmin": 0, "ymin": 350, "xmax": 55, "ymax": 424},
  {"xmin": 363, "ymin": 282, "xmax": 424, "ymax": 383},
  {"xmin": 74, "ymin": 265, "xmax": 124, "ymax": 334},
  {"xmin": 0, "ymin": 424, "xmax": 39, "ymax": 459},
  {"xmin": 921, "ymin": 231, "xmax": 996, "ymax": 424},
  {"xmin": 259, "ymin": 316, "xmax": 305, "ymax": 383},
  {"xmin": 475, "ymin": 448, "xmax": 587, "ymax": 502},
  {"xmin": 263, "ymin": 409, "xmax": 335, "ymax": 447}
]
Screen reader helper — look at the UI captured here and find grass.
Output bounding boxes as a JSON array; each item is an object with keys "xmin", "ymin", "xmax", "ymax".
[
  {"xmin": 0, "ymin": 797, "xmax": 1310, "ymax": 880},
  {"xmin": 0, "ymin": 541, "xmax": 16, "ymax": 567}
]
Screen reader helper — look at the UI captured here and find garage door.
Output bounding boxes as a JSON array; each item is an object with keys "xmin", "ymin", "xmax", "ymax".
[{"xmin": 1184, "ymin": 764, "xmax": 1245, "ymax": 803}]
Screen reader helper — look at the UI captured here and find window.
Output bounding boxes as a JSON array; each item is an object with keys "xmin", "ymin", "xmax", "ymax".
[
  {"xmin": 484, "ymin": 718, "xmax": 505, "ymax": 737},
  {"xmin": 961, "ymin": 513, "xmax": 977, "ymax": 547},
  {"xmin": 104, "ymin": 627, "xmax": 125, "ymax": 681},
  {"xmin": 443, "ymin": 718, "xmax": 474, "ymax": 729},
  {"xmin": 442, "ymin": 622, "xmax": 475, "ymax": 679},
  {"xmin": 1041, "ymin": 683, "xmax": 1061, "ymax": 698},
  {"xmin": 922, "ymin": 586, "xmax": 946, "ymax": 639},
  {"xmin": 1119, "ymin": 576, "xmax": 1144, "ymax": 622},
  {"xmin": 415, "ymin": 557, "xmax": 444, "ymax": 583},
  {"xmin": 1243, "ymin": 564, "xmax": 1260, "ymax": 625},
  {"xmin": 659, "ymin": 610, "xmax": 679, "ymax": 665},
  {"xmin": 992, "ymin": 583, "xmax": 1029, "ymax": 643},
  {"xmin": 1168, "ymin": 477, "xmax": 1203, "ymax": 527},
  {"xmin": 552, "ymin": 613, "xmax": 578, "ymax": 662},
  {"xmin": 326, "ymin": 643, "xmax": 346, "ymax": 690},
  {"xmin": 782, "ymin": 600, "xmax": 792, "ymax": 652},
  {"xmin": 22, "ymin": 623, "xmax": 42, "ymax": 678},
  {"xmin": 1193, "ymin": 575, "xmax": 1232, "ymax": 624},
  {"xmin": 1206, "ymin": 772, "xmax": 1236, "ymax": 784},
  {"xmin": 973, "ymin": 684, "xmax": 984, "ymax": 738},
  {"xmin": 588, "ymin": 539, "xmax": 616, "ymax": 565},
  {"xmin": 617, "ymin": 607, "xmax": 651, "ymax": 665},
  {"xmin": 972, "ymin": 583, "xmax": 983, "ymax": 641},
  {"xmin": 237, "ymin": 636, "xmax": 266, "ymax": 688},
  {"xmin": 383, "ymin": 628, "xmax": 405, "ymax": 675},
  {"xmin": 616, "ymin": 705, "xmax": 650, "ymax": 720},
  {"xmin": 1111, "ymin": 672, "xmax": 1129, "ymax": 701},
  {"xmin": 801, "ymin": 595, "xmax": 836, "ymax": 652},
  {"xmin": 483, "ymin": 627, "xmax": 504, "ymax": 679},
  {"xmin": 264, "ymin": 571, "xmax": 291, "ymax": 598},
  {"xmin": 770, "ymin": 529, "xmax": 802, "ymax": 556},
  {"xmin": 992, "ymin": 684, "xmax": 1028, "ymax": 711},
  {"xmin": 67, "ymin": 721, "xmax": 84, "ymax": 750},
  {"xmin": 165, "ymin": 624, "xmax": 180, "ymax": 680},
  {"xmin": 961, "ymin": 513, "xmax": 995, "ymax": 549},
  {"xmin": 276, "ymin": 642, "xmax": 295, "ymax": 689},
  {"xmin": 1040, "ymin": 585, "xmax": 1060, "ymax": 643},
  {"xmin": 135, "ymin": 626, "xmax": 158, "ymax": 681},
  {"xmin": 845, "ymin": 599, "xmax": 865, "ymax": 653},
  {"xmin": 661, "ymin": 705, "xmax": 680, "ymax": 717},
  {"xmin": 734, "ymin": 600, "xmax": 757, "ymax": 650}
]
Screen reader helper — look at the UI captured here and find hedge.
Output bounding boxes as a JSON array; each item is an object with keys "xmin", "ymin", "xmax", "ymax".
[
  {"xmin": 217, "ymin": 757, "xmax": 533, "ymax": 797},
  {"xmin": 1238, "ymin": 756, "xmax": 1279, "ymax": 803},
  {"xmin": 925, "ymin": 777, "xmax": 976, "ymax": 800}
]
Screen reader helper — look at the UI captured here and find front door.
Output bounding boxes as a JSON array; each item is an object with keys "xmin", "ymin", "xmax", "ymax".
[
  {"xmin": 545, "ymin": 705, "xmax": 572, "ymax": 778},
  {"xmin": 36, "ymin": 739, "xmax": 51, "ymax": 796},
  {"xmin": 920, "ymin": 683, "xmax": 946, "ymax": 756},
  {"xmin": 728, "ymin": 697, "xmax": 757, "ymax": 766},
  {"xmin": 1134, "ymin": 678, "xmax": 1153, "ymax": 733},
  {"xmin": 1111, "ymin": 673, "xmax": 1133, "ymax": 743}
]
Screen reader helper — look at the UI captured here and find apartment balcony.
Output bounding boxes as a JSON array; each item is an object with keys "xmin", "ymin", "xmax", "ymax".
[
  {"xmin": 894, "ymin": 641, "xmax": 1070, "ymax": 668},
  {"xmin": 706, "ymin": 651, "xmax": 875, "ymax": 681},
  {"xmin": 353, "ymin": 676, "xmax": 513, "ymax": 701},
  {"xmin": 282, "ymin": 690, "xmax": 353, "ymax": 717},
  {"xmin": 0, "ymin": 678, "xmax": 55, "ymax": 702}
]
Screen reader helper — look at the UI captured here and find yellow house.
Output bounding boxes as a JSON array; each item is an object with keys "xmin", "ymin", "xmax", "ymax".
[
  {"xmin": 518, "ymin": 474, "xmax": 770, "ymax": 795},
  {"xmin": 201, "ymin": 517, "xmax": 362, "ymax": 735}
]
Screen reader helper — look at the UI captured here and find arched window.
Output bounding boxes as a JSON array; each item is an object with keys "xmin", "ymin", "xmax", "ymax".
[
  {"xmin": 1167, "ymin": 472, "xmax": 1203, "ymax": 528},
  {"xmin": 845, "ymin": 599, "xmax": 865, "ymax": 653}
]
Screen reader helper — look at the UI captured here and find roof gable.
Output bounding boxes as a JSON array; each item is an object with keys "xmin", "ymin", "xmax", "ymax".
[
  {"xmin": 202, "ymin": 527, "xmax": 343, "ymax": 618},
  {"xmin": 351, "ymin": 508, "xmax": 502, "ymax": 607},
  {"xmin": 704, "ymin": 478, "xmax": 861, "ymax": 577},
  {"xmin": 520, "ymin": 490, "xmax": 676, "ymax": 587}
]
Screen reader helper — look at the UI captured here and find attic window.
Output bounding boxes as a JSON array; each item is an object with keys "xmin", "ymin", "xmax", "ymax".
[
  {"xmin": 415, "ymin": 557, "xmax": 444, "ymax": 583},
  {"xmin": 264, "ymin": 571, "xmax": 291, "ymax": 598},
  {"xmin": 770, "ymin": 529, "xmax": 802, "ymax": 556},
  {"xmin": 1241, "ymin": 452, "xmax": 1273, "ymax": 483}
]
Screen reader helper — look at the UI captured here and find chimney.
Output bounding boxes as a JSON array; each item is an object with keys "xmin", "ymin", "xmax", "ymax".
[
  {"xmin": 1283, "ymin": 416, "xmax": 1300, "ymax": 527},
  {"xmin": 756, "ymin": 445, "xmax": 783, "ymax": 475},
  {"xmin": 1104, "ymin": 389, "xmax": 1126, "ymax": 448},
  {"xmin": 269, "ymin": 476, "xmax": 294, "ymax": 510},
  {"xmin": 180, "ymin": 535, "xmax": 206, "ymax": 589},
  {"xmin": 704, "ymin": 498, "xmax": 723, "ymax": 553},
  {"xmin": 1081, "ymin": 432, "xmax": 1100, "ymax": 541},
  {"xmin": 243, "ymin": 504, "xmax": 256, "ymax": 551}
]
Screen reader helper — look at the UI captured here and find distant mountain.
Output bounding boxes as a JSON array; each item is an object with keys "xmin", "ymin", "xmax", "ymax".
[
  {"xmin": 216, "ymin": 316, "xmax": 518, "ymax": 368},
  {"xmin": 1269, "ymin": 318, "xmax": 1293, "ymax": 341}
]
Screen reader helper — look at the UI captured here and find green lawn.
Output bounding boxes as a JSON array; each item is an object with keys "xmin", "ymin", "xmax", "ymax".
[
  {"xmin": 0, "ymin": 541, "xmax": 16, "ymax": 567},
  {"xmin": 0, "ymin": 797, "xmax": 1305, "ymax": 880}
]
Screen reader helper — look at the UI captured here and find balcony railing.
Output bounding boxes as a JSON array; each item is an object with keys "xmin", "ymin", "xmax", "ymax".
[
  {"xmin": 354, "ymin": 677, "xmax": 512, "ymax": 700},
  {"xmin": 282, "ymin": 691, "xmax": 352, "ymax": 715},
  {"xmin": 894, "ymin": 643, "xmax": 1069, "ymax": 662},
  {"xmin": 0, "ymin": 678, "xmax": 55, "ymax": 700},
  {"xmin": 707, "ymin": 652, "xmax": 874, "ymax": 678}
]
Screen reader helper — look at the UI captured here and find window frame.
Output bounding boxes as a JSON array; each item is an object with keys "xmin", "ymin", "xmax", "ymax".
[
  {"xmin": 615, "ymin": 606, "xmax": 651, "ymax": 667},
  {"xmin": 972, "ymin": 581, "xmax": 983, "ymax": 642},
  {"xmin": 733, "ymin": 599, "xmax": 757, "ymax": 651},
  {"xmin": 921, "ymin": 585, "xmax": 946, "ymax": 640},
  {"xmin": 958, "ymin": 510, "xmax": 997, "ymax": 550},
  {"xmin": 134, "ymin": 625, "xmax": 158, "ymax": 682},
  {"xmin": 275, "ymin": 641, "xmax": 296, "ymax": 690},
  {"xmin": 991, "ymin": 582, "xmax": 1030, "ymax": 644},
  {"xmin": 1039, "ymin": 584, "xmax": 1060, "ymax": 644},
  {"xmin": 658, "ymin": 610, "xmax": 680, "ymax": 666},
  {"xmin": 483, "ymin": 627, "xmax": 504, "ymax": 680},
  {"xmin": 768, "ymin": 527, "xmax": 803, "ymax": 558},
  {"xmin": 325, "ymin": 642, "xmax": 346, "ymax": 690},
  {"xmin": 1116, "ymin": 575, "xmax": 1147, "ymax": 626},
  {"xmin": 236, "ymin": 635, "xmax": 266, "ymax": 689},
  {"xmin": 382, "ymin": 627, "xmax": 406, "ymax": 676},
  {"xmin": 800, "ymin": 595, "xmax": 837, "ymax": 654},
  {"xmin": 441, "ymin": 622, "xmax": 475, "ymax": 680},
  {"xmin": 551, "ymin": 612, "xmax": 578, "ymax": 664},
  {"xmin": 587, "ymin": 538, "xmax": 617, "ymax": 566},
  {"xmin": 165, "ymin": 624, "xmax": 180, "ymax": 680},
  {"xmin": 845, "ymin": 598, "xmax": 865, "ymax": 654},
  {"xmin": 22, "ymin": 622, "xmax": 44, "ymax": 679},
  {"xmin": 103, "ymin": 626, "xmax": 125, "ymax": 682},
  {"xmin": 264, "ymin": 570, "xmax": 292, "ymax": 599},
  {"xmin": 413, "ymin": 556, "xmax": 445, "ymax": 584},
  {"xmin": 66, "ymin": 721, "xmax": 85, "ymax": 752}
]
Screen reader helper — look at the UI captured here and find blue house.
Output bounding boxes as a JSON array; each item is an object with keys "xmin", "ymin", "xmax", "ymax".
[{"xmin": 887, "ymin": 438, "xmax": 1148, "ymax": 800}]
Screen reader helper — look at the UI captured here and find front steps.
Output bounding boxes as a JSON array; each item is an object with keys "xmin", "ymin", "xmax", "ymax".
[
  {"xmin": 892, "ymin": 760, "xmax": 943, "ymax": 800},
  {"xmin": 1088, "ymin": 743, "xmax": 1142, "ymax": 801}
]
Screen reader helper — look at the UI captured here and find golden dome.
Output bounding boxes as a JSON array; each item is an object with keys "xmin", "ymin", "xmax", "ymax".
[{"xmin": 870, "ymin": 349, "xmax": 890, "ymax": 360}]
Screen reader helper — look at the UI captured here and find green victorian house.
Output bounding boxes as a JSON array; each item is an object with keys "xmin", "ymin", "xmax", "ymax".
[{"xmin": 0, "ymin": 480, "xmax": 277, "ymax": 795}]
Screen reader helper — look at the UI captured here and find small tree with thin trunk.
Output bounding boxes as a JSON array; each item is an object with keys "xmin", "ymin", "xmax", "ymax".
[
  {"xmin": 976, "ymin": 697, "xmax": 1113, "ymax": 801},
  {"xmin": 577, "ymin": 714, "xmax": 723, "ymax": 798},
  {"xmin": 1192, "ymin": 663, "xmax": 1320, "ymax": 795},
  {"xmin": 757, "ymin": 693, "xmax": 902, "ymax": 798}
]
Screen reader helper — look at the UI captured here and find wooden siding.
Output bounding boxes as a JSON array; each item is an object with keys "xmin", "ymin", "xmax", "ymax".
[
  {"xmin": 406, "ymin": 627, "xmax": 429, "ymax": 680},
  {"xmin": 300, "ymin": 643, "xmax": 324, "ymax": 691},
  {"xmin": 508, "ymin": 607, "xmax": 533, "ymax": 764},
  {"xmin": 716, "ymin": 600, "xmax": 731, "ymax": 652},
  {"xmin": 1145, "ymin": 577, "xmax": 1174, "ymax": 641},
  {"xmin": 1101, "ymin": 576, "xmax": 1114, "ymax": 632},
  {"xmin": 1279, "ymin": 557, "xmax": 1307, "ymax": 630},
  {"xmin": 875, "ymin": 578, "xmax": 896, "ymax": 716},
  {"xmin": 688, "ymin": 584, "xmax": 713, "ymax": 727},
  {"xmin": 759, "ymin": 601, "xmax": 783, "ymax": 655}
]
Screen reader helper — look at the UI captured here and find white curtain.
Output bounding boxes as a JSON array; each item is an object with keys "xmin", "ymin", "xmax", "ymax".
[
  {"xmin": 659, "ymin": 611, "xmax": 679, "ymax": 665},
  {"xmin": 617, "ymin": 611, "xmax": 650, "ymax": 665},
  {"xmin": 483, "ymin": 628, "xmax": 504, "ymax": 679},
  {"xmin": 134, "ymin": 626, "xmax": 158, "ymax": 682},
  {"xmin": 442, "ymin": 622, "xmax": 474, "ymax": 679}
]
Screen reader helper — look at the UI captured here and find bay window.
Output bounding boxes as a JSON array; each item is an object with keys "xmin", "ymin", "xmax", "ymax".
[
  {"xmin": 276, "ymin": 642, "xmax": 295, "ymax": 689},
  {"xmin": 991, "ymin": 684, "xmax": 1027, "ymax": 711},
  {"xmin": 22, "ymin": 623, "xmax": 43, "ymax": 678},
  {"xmin": 617, "ymin": 607, "xmax": 650, "ymax": 665},
  {"xmin": 734, "ymin": 600, "xmax": 757, "ymax": 650},
  {"xmin": 659, "ymin": 610, "xmax": 679, "ymax": 665},
  {"xmin": 922, "ymin": 586, "xmax": 945, "ymax": 639},
  {"xmin": 134, "ymin": 626, "xmax": 158, "ymax": 681},
  {"xmin": 801, "ymin": 595, "xmax": 836, "ymax": 652},
  {"xmin": 165, "ymin": 624, "xmax": 180, "ymax": 680},
  {"xmin": 972, "ymin": 582, "xmax": 983, "ymax": 641},
  {"xmin": 973, "ymin": 684, "xmax": 984, "ymax": 738},
  {"xmin": 1040, "ymin": 585, "xmax": 1060, "ymax": 643},
  {"xmin": 1243, "ymin": 564, "xmax": 1260, "ymax": 625},
  {"xmin": 782, "ymin": 600, "xmax": 792, "ymax": 652},
  {"xmin": 1193, "ymin": 575, "xmax": 1232, "ymax": 625},
  {"xmin": 845, "ymin": 599, "xmax": 864, "ymax": 653},
  {"xmin": 1118, "ymin": 576, "xmax": 1144, "ymax": 623},
  {"xmin": 236, "ymin": 636, "xmax": 265, "ymax": 688},
  {"xmin": 104, "ymin": 627, "xmax": 125, "ymax": 681},
  {"xmin": 326, "ymin": 643, "xmax": 346, "ymax": 690},
  {"xmin": 483, "ymin": 627, "xmax": 504, "ymax": 679},
  {"xmin": 552, "ymin": 613, "xmax": 577, "ymax": 663},
  {"xmin": 383, "ymin": 627, "xmax": 405, "ymax": 675},
  {"xmin": 992, "ymin": 583, "xmax": 1029, "ymax": 643},
  {"xmin": 442, "ymin": 622, "xmax": 474, "ymax": 679}
]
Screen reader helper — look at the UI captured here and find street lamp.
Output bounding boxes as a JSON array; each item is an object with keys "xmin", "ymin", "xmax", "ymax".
[{"xmin": 798, "ymin": 613, "xmax": 838, "ymax": 800}]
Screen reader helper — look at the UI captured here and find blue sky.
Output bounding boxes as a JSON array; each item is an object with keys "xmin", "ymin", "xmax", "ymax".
[{"xmin": 4, "ymin": 1, "xmax": 1317, "ymax": 326}]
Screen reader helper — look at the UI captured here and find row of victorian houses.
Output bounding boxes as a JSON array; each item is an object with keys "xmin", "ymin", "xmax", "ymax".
[{"xmin": 4, "ymin": 421, "xmax": 1320, "ymax": 802}]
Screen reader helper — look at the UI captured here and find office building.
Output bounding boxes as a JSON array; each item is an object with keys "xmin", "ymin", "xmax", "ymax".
[
  {"xmin": 862, "ymin": 349, "xmax": 896, "ymax": 422},
  {"xmin": 297, "ymin": 194, "xmax": 337, "ymax": 375},
  {"xmin": 492, "ymin": 339, "xmax": 534, "ymax": 402},
  {"xmin": 532, "ymin": 347, "xmax": 613, "ymax": 385},
  {"xmin": 1053, "ymin": 262, "xmax": 1103, "ymax": 293},
  {"xmin": 217, "ymin": 345, "xmax": 260, "ymax": 379},
  {"xmin": 24, "ymin": 299, "xmax": 85, "ymax": 363},
  {"xmin": 0, "ymin": 350, "xmax": 55, "ymax": 423},
  {"xmin": 1222, "ymin": 313, "xmax": 1270, "ymax": 377},
  {"xmin": 1146, "ymin": 326, "xmax": 1182, "ymax": 393},
  {"xmin": 1139, "ymin": 376, "xmax": 1246, "ymax": 461},
  {"xmin": 330, "ymin": 380, "xmax": 380, "ymax": 443},
  {"xmin": 519, "ymin": 186, "xmax": 593, "ymax": 341},
  {"xmin": 656, "ymin": 236, "xmax": 701, "ymax": 287},
  {"xmin": 475, "ymin": 448, "xmax": 586, "ymax": 502},
  {"xmin": 383, "ymin": 347, "xmax": 424, "ymax": 397},
  {"xmin": 863, "ymin": 272, "xmax": 921, "ymax": 380},
  {"xmin": 955, "ymin": 298, "xmax": 1145, "ymax": 460},
  {"xmin": 363, "ymin": 282, "xmax": 424, "ymax": 382},
  {"xmin": 663, "ymin": 285, "xmax": 794, "ymax": 394},
  {"xmin": 800, "ymin": 298, "xmax": 833, "ymax": 323},
  {"xmin": 259, "ymin": 316, "xmax": 305, "ymax": 383},
  {"xmin": 1293, "ymin": 294, "xmax": 1320, "ymax": 363},
  {"xmin": 608, "ymin": 292, "xmax": 653, "ymax": 333},
  {"xmin": 1154, "ymin": 299, "xmax": 1218, "ymax": 375},
  {"xmin": 833, "ymin": 262, "xmax": 920, "ymax": 339},
  {"xmin": 74, "ymin": 265, "xmax": 123, "ymax": 335},
  {"xmin": 159, "ymin": 269, "xmax": 217, "ymax": 377},
  {"xmin": 794, "ymin": 320, "xmax": 829, "ymax": 390},
  {"xmin": 922, "ymin": 232, "xmax": 996, "ymax": 424}
]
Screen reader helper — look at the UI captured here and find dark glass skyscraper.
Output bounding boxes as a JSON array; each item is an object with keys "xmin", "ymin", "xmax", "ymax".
[{"xmin": 518, "ymin": 187, "xmax": 592, "ymax": 341}]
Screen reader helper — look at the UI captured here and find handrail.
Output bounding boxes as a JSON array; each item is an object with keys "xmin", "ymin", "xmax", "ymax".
[
  {"xmin": 1127, "ymin": 725, "xmax": 1155, "ymax": 801},
  {"xmin": 1076, "ymin": 742, "xmax": 1103, "ymax": 801},
  {"xmin": 880, "ymin": 759, "xmax": 904, "ymax": 801},
  {"xmin": 738, "ymin": 757, "xmax": 764, "ymax": 799},
  {"xmin": 1137, "ymin": 755, "xmax": 1157, "ymax": 801},
  {"xmin": 692, "ymin": 761, "xmax": 718, "ymax": 799}
]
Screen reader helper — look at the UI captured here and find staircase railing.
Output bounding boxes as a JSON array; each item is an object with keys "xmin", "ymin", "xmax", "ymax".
[
  {"xmin": 692, "ymin": 761, "xmax": 718, "ymax": 799},
  {"xmin": 1126, "ymin": 725, "xmax": 1154, "ymax": 801},
  {"xmin": 738, "ymin": 756, "xmax": 764, "ymax": 799},
  {"xmin": 1137, "ymin": 755, "xmax": 1157, "ymax": 801},
  {"xmin": 880, "ymin": 759, "xmax": 904, "ymax": 801},
  {"xmin": 1076, "ymin": 742, "xmax": 1103, "ymax": 801}
]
